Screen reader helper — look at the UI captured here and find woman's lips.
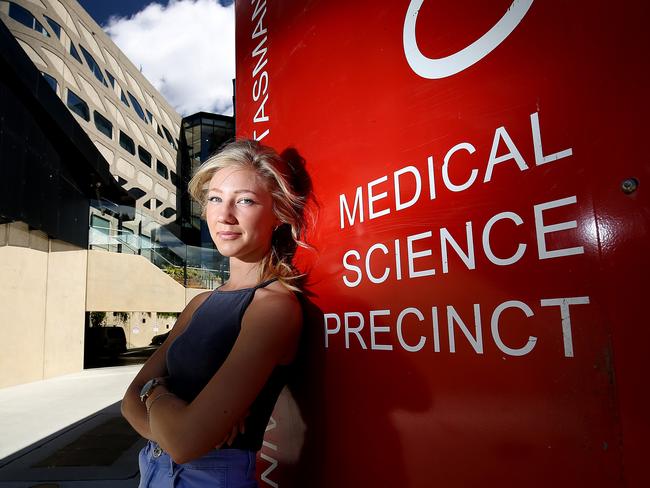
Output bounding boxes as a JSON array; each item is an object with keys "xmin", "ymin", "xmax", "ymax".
[{"xmin": 217, "ymin": 231, "xmax": 241, "ymax": 240}]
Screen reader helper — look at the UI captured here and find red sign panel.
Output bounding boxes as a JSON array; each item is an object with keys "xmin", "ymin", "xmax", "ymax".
[{"xmin": 235, "ymin": 1, "xmax": 649, "ymax": 486}]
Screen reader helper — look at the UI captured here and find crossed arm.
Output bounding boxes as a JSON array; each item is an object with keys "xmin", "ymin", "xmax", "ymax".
[{"xmin": 121, "ymin": 287, "xmax": 301, "ymax": 464}]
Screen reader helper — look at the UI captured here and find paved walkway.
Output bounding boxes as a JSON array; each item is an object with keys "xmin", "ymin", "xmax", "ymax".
[
  {"xmin": 0, "ymin": 365, "xmax": 141, "ymax": 460},
  {"xmin": 0, "ymin": 365, "xmax": 144, "ymax": 487}
]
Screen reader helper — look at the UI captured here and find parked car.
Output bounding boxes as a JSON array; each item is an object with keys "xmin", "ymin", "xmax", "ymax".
[
  {"xmin": 84, "ymin": 326, "xmax": 127, "ymax": 358},
  {"xmin": 150, "ymin": 331, "xmax": 170, "ymax": 346}
]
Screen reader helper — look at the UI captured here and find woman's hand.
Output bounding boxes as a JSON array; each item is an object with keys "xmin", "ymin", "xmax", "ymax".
[{"xmin": 215, "ymin": 411, "xmax": 249, "ymax": 448}]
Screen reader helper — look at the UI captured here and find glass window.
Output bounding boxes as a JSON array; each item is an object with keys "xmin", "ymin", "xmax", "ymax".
[
  {"xmin": 138, "ymin": 146, "xmax": 152, "ymax": 167},
  {"xmin": 170, "ymin": 171, "xmax": 179, "ymax": 187},
  {"xmin": 156, "ymin": 124, "xmax": 163, "ymax": 138},
  {"xmin": 145, "ymin": 110, "xmax": 153, "ymax": 124},
  {"xmin": 156, "ymin": 160, "xmax": 168, "ymax": 179},
  {"xmin": 8, "ymin": 2, "xmax": 50, "ymax": 37},
  {"xmin": 143, "ymin": 199, "xmax": 152, "ymax": 209},
  {"xmin": 91, "ymin": 214, "xmax": 110, "ymax": 233},
  {"xmin": 69, "ymin": 42, "xmax": 82, "ymax": 64},
  {"xmin": 66, "ymin": 89, "xmax": 89, "ymax": 121},
  {"xmin": 161, "ymin": 207, "xmax": 176, "ymax": 218},
  {"xmin": 119, "ymin": 131, "xmax": 135, "ymax": 155},
  {"xmin": 43, "ymin": 15, "xmax": 61, "ymax": 38},
  {"xmin": 120, "ymin": 87, "xmax": 130, "ymax": 107},
  {"xmin": 162, "ymin": 126, "xmax": 176, "ymax": 149},
  {"xmin": 105, "ymin": 70, "xmax": 116, "ymax": 88},
  {"xmin": 155, "ymin": 199, "xmax": 163, "ymax": 208},
  {"xmin": 79, "ymin": 45, "xmax": 107, "ymax": 87},
  {"xmin": 41, "ymin": 72, "xmax": 58, "ymax": 93},
  {"xmin": 93, "ymin": 111, "xmax": 113, "ymax": 139},
  {"xmin": 127, "ymin": 92, "xmax": 146, "ymax": 122},
  {"xmin": 128, "ymin": 187, "xmax": 147, "ymax": 200}
]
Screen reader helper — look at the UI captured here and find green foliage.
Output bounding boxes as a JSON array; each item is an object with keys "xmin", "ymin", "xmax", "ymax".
[
  {"xmin": 158, "ymin": 312, "xmax": 180, "ymax": 319},
  {"xmin": 114, "ymin": 312, "xmax": 129, "ymax": 323},
  {"xmin": 90, "ymin": 311, "xmax": 106, "ymax": 327}
]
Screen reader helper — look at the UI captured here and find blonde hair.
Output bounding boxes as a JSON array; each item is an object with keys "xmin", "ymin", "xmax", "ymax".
[{"xmin": 188, "ymin": 139, "xmax": 313, "ymax": 291}]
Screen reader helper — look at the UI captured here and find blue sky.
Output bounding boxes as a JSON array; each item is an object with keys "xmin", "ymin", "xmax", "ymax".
[
  {"xmin": 78, "ymin": 0, "xmax": 234, "ymax": 27},
  {"xmin": 78, "ymin": 0, "xmax": 235, "ymax": 116}
]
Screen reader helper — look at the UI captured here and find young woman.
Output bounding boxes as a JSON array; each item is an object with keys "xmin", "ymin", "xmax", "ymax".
[{"xmin": 121, "ymin": 139, "xmax": 312, "ymax": 487}]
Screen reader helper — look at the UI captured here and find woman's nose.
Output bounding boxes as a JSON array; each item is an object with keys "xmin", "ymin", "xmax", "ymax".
[{"xmin": 216, "ymin": 203, "xmax": 237, "ymax": 224}]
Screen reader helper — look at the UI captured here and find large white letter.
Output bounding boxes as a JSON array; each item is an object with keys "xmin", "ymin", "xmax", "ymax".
[
  {"xmin": 531, "ymin": 112, "xmax": 573, "ymax": 166},
  {"xmin": 370, "ymin": 310, "xmax": 393, "ymax": 351},
  {"xmin": 366, "ymin": 243, "xmax": 390, "ymax": 284},
  {"xmin": 407, "ymin": 231, "xmax": 436, "ymax": 278},
  {"xmin": 447, "ymin": 304, "xmax": 483, "ymax": 354},
  {"xmin": 344, "ymin": 312, "xmax": 367, "ymax": 349},
  {"xmin": 491, "ymin": 300, "xmax": 537, "ymax": 356},
  {"xmin": 342, "ymin": 250, "xmax": 362, "ymax": 287},
  {"xmin": 397, "ymin": 307, "xmax": 426, "ymax": 352},
  {"xmin": 394, "ymin": 166, "xmax": 422, "ymax": 211},
  {"xmin": 323, "ymin": 313, "xmax": 341, "ymax": 348},
  {"xmin": 443, "ymin": 142, "xmax": 477, "ymax": 192},
  {"xmin": 440, "ymin": 222, "xmax": 475, "ymax": 273},
  {"xmin": 368, "ymin": 175, "xmax": 391, "ymax": 220},
  {"xmin": 484, "ymin": 126, "xmax": 528, "ymax": 182},
  {"xmin": 482, "ymin": 211, "xmax": 527, "ymax": 265},
  {"xmin": 540, "ymin": 296, "xmax": 590, "ymax": 357},
  {"xmin": 534, "ymin": 196, "xmax": 584, "ymax": 259},
  {"xmin": 340, "ymin": 186, "xmax": 364, "ymax": 229}
]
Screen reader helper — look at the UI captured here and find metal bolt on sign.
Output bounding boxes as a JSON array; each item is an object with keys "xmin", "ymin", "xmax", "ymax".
[{"xmin": 621, "ymin": 178, "xmax": 639, "ymax": 194}]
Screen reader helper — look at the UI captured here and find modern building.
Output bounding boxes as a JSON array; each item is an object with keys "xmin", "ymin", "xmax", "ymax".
[
  {"xmin": 0, "ymin": 0, "xmax": 233, "ymax": 388},
  {"xmin": 0, "ymin": 0, "xmax": 182, "ymax": 227}
]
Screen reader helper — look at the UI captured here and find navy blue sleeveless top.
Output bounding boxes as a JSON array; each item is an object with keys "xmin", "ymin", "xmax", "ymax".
[{"xmin": 165, "ymin": 278, "xmax": 291, "ymax": 451}]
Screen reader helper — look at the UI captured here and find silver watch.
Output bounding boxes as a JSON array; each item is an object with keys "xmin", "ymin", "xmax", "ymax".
[{"xmin": 139, "ymin": 377, "xmax": 164, "ymax": 403}]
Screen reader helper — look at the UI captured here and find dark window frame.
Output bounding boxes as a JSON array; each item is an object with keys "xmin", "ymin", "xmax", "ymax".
[
  {"xmin": 119, "ymin": 131, "xmax": 136, "ymax": 155},
  {"xmin": 66, "ymin": 89, "xmax": 89, "ymax": 121},
  {"xmin": 79, "ymin": 44, "xmax": 108, "ymax": 87},
  {"xmin": 93, "ymin": 111, "xmax": 113, "ymax": 139},
  {"xmin": 138, "ymin": 146, "xmax": 152, "ymax": 167}
]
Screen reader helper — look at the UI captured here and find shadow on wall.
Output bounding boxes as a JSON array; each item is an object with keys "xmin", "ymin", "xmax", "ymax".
[{"xmin": 256, "ymin": 147, "xmax": 434, "ymax": 486}]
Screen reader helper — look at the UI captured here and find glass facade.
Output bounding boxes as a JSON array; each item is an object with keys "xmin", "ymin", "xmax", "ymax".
[
  {"xmin": 127, "ymin": 91, "xmax": 146, "ymax": 122},
  {"xmin": 43, "ymin": 15, "xmax": 61, "ymax": 39},
  {"xmin": 79, "ymin": 45, "xmax": 108, "ymax": 86},
  {"xmin": 41, "ymin": 71, "xmax": 58, "ymax": 93},
  {"xmin": 66, "ymin": 89, "xmax": 89, "ymax": 121},
  {"xmin": 69, "ymin": 42, "xmax": 82, "ymax": 64},
  {"xmin": 178, "ymin": 112, "xmax": 234, "ymax": 248},
  {"xmin": 7, "ymin": 2, "xmax": 49, "ymax": 37},
  {"xmin": 119, "ymin": 130, "xmax": 135, "ymax": 154},
  {"xmin": 156, "ymin": 160, "xmax": 168, "ymax": 179},
  {"xmin": 138, "ymin": 145, "xmax": 152, "ymax": 167},
  {"xmin": 93, "ymin": 110, "xmax": 113, "ymax": 139}
]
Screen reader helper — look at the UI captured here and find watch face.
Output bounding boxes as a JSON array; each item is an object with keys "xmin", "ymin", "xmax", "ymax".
[{"xmin": 140, "ymin": 379, "xmax": 156, "ymax": 402}]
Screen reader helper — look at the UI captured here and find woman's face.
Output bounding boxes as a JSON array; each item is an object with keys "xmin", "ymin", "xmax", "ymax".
[{"xmin": 205, "ymin": 165, "xmax": 278, "ymax": 263}]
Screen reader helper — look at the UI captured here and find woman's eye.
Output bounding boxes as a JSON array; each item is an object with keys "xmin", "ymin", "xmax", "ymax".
[
  {"xmin": 238, "ymin": 198, "xmax": 255, "ymax": 205},
  {"xmin": 207, "ymin": 196, "xmax": 221, "ymax": 203}
]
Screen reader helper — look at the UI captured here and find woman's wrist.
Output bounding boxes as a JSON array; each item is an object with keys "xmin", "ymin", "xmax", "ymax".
[{"xmin": 145, "ymin": 385, "xmax": 172, "ymax": 411}]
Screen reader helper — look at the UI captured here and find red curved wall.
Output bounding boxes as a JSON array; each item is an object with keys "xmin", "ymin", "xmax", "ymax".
[{"xmin": 235, "ymin": 1, "xmax": 649, "ymax": 486}]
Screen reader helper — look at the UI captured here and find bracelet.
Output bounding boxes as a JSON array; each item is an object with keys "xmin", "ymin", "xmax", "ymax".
[{"xmin": 146, "ymin": 392, "xmax": 175, "ymax": 415}]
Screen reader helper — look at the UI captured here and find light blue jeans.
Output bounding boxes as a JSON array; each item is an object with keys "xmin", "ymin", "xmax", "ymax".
[{"xmin": 138, "ymin": 440, "xmax": 258, "ymax": 487}]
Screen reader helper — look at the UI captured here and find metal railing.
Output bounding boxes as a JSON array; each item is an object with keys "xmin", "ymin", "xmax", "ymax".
[{"xmin": 88, "ymin": 201, "xmax": 229, "ymax": 289}]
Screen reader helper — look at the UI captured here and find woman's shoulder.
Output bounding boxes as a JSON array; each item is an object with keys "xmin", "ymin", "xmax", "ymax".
[{"xmin": 247, "ymin": 280, "xmax": 302, "ymax": 327}]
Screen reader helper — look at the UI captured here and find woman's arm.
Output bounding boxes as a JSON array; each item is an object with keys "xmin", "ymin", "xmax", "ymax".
[
  {"xmin": 146, "ymin": 288, "xmax": 302, "ymax": 464},
  {"xmin": 121, "ymin": 291, "xmax": 212, "ymax": 440}
]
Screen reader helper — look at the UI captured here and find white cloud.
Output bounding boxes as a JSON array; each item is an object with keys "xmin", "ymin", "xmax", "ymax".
[{"xmin": 105, "ymin": 0, "xmax": 235, "ymax": 117}]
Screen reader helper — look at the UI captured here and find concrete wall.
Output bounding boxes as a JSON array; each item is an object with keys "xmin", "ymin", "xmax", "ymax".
[
  {"xmin": 0, "ymin": 222, "xmax": 210, "ymax": 389},
  {"xmin": 86, "ymin": 250, "xmax": 187, "ymax": 312},
  {"xmin": 43, "ymin": 250, "xmax": 87, "ymax": 378},
  {"xmin": 0, "ymin": 245, "xmax": 48, "ymax": 387}
]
